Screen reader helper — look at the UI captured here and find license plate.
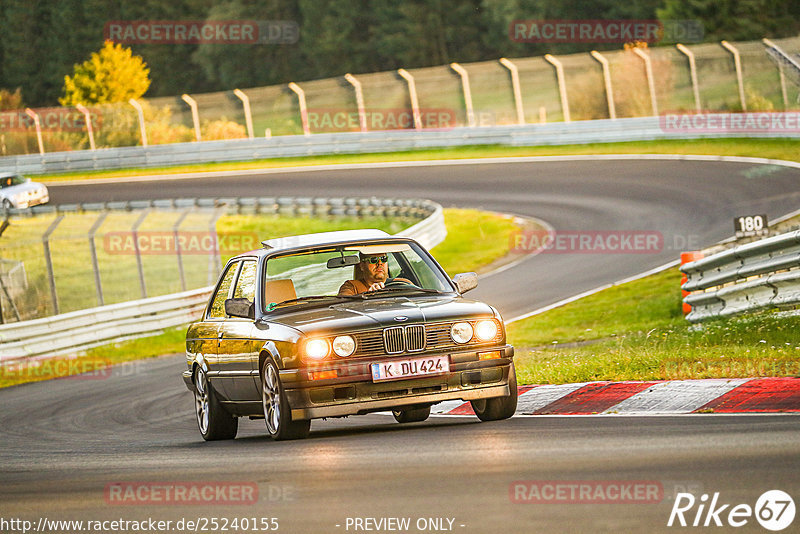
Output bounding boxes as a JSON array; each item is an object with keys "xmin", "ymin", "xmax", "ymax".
[{"xmin": 371, "ymin": 355, "xmax": 449, "ymax": 382}]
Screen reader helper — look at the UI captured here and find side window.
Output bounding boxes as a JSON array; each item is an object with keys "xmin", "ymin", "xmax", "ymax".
[
  {"xmin": 233, "ymin": 260, "xmax": 257, "ymax": 301},
  {"xmin": 208, "ymin": 262, "xmax": 239, "ymax": 318}
]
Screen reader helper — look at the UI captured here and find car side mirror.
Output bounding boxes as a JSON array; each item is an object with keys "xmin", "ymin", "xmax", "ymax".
[
  {"xmin": 452, "ymin": 272, "xmax": 478, "ymax": 294},
  {"xmin": 225, "ymin": 298, "xmax": 254, "ymax": 319}
]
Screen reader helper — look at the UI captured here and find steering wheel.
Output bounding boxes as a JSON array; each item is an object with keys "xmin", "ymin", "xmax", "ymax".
[{"xmin": 384, "ymin": 278, "xmax": 416, "ymax": 288}]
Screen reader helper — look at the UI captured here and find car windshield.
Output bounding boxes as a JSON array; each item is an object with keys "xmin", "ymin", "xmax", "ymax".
[
  {"xmin": 1, "ymin": 175, "xmax": 26, "ymax": 188},
  {"xmin": 263, "ymin": 240, "xmax": 453, "ymax": 310}
]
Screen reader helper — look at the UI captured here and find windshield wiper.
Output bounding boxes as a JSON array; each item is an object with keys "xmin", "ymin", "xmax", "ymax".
[{"xmin": 270, "ymin": 294, "xmax": 363, "ymax": 308}]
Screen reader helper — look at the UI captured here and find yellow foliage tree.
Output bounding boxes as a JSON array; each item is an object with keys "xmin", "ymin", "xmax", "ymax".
[{"xmin": 60, "ymin": 41, "xmax": 150, "ymax": 106}]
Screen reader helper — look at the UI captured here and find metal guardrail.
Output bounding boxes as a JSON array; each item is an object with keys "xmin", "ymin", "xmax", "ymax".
[
  {"xmin": 4, "ymin": 115, "xmax": 800, "ymax": 175},
  {"xmin": 0, "ymin": 197, "xmax": 446, "ymax": 361},
  {"xmin": 681, "ymin": 230, "xmax": 800, "ymax": 322}
]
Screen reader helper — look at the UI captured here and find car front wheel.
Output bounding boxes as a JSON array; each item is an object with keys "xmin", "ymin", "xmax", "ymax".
[
  {"xmin": 261, "ymin": 359, "xmax": 310, "ymax": 440},
  {"xmin": 194, "ymin": 366, "xmax": 238, "ymax": 441},
  {"xmin": 470, "ymin": 362, "xmax": 518, "ymax": 422}
]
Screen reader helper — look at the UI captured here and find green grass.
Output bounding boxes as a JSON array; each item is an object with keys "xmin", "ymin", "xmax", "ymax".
[
  {"xmin": 1, "ymin": 208, "xmax": 519, "ymax": 388},
  {"xmin": 509, "ymin": 267, "xmax": 800, "ymax": 384},
  {"xmin": 32, "ymin": 138, "xmax": 800, "ymax": 182}
]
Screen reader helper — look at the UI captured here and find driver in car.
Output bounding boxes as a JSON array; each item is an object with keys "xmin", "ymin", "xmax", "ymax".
[{"xmin": 338, "ymin": 253, "xmax": 410, "ymax": 295}]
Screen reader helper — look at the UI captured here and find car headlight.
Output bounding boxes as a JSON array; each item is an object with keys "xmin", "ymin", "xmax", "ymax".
[
  {"xmin": 450, "ymin": 322, "xmax": 473, "ymax": 344},
  {"xmin": 304, "ymin": 338, "xmax": 330, "ymax": 360},
  {"xmin": 332, "ymin": 335, "xmax": 356, "ymax": 357},
  {"xmin": 475, "ymin": 320, "xmax": 498, "ymax": 341}
]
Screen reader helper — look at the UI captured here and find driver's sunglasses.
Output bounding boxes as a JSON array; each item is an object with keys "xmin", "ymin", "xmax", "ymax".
[{"xmin": 361, "ymin": 255, "xmax": 388, "ymax": 264}]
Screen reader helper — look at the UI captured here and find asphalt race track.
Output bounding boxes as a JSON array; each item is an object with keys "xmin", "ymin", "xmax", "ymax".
[{"xmin": 2, "ymin": 158, "xmax": 800, "ymax": 533}]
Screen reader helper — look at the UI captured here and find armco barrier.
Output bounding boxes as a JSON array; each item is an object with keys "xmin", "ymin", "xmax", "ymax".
[
  {"xmin": 4, "ymin": 115, "xmax": 800, "ymax": 175},
  {"xmin": 0, "ymin": 197, "xmax": 446, "ymax": 361},
  {"xmin": 681, "ymin": 230, "xmax": 800, "ymax": 322}
]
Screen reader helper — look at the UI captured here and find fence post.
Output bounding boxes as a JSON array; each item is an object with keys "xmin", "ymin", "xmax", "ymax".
[
  {"xmin": 129, "ymin": 99, "xmax": 148, "ymax": 147},
  {"xmin": 132, "ymin": 210, "xmax": 150, "ymax": 299},
  {"xmin": 397, "ymin": 69, "xmax": 422, "ymax": 130},
  {"xmin": 88, "ymin": 211, "xmax": 109, "ymax": 306},
  {"xmin": 590, "ymin": 51, "xmax": 616, "ymax": 120},
  {"xmin": 24, "ymin": 108, "xmax": 45, "ymax": 155},
  {"xmin": 288, "ymin": 82, "xmax": 310, "ymax": 136},
  {"xmin": 233, "ymin": 89, "xmax": 255, "ymax": 139},
  {"xmin": 42, "ymin": 214, "xmax": 65, "ymax": 315},
  {"xmin": 207, "ymin": 209, "xmax": 224, "ymax": 286},
  {"xmin": 544, "ymin": 55, "xmax": 570, "ymax": 123},
  {"xmin": 344, "ymin": 73, "xmax": 368, "ymax": 133},
  {"xmin": 632, "ymin": 48, "xmax": 659, "ymax": 116},
  {"xmin": 450, "ymin": 63, "xmax": 476, "ymax": 128},
  {"xmin": 174, "ymin": 210, "xmax": 190, "ymax": 292},
  {"xmin": 499, "ymin": 58, "xmax": 525, "ymax": 126},
  {"xmin": 181, "ymin": 94, "xmax": 202, "ymax": 142},
  {"xmin": 75, "ymin": 104, "xmax": 97, "ymax": 151},
  {"xmin": 720, "ymin": 41, "xmax": 746, "ymax": 112},
  {"xmin": 762, "ymin": 38, "xmax": 789, "ymax": 111},
  {"xmin": 676, "ymin": 44, "xmax": 702, "ymax": 113}
]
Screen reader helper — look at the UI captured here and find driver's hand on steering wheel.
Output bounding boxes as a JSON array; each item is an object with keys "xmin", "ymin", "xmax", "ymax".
[{"xmin": 366, "ymin": 282, "xmax": 385, "ymax": 292}]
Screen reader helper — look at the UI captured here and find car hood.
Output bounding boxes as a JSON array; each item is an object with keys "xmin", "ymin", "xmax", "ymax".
[{"xmin": 269, "ymin": 294, "xmax": 496, "ymax": 335}]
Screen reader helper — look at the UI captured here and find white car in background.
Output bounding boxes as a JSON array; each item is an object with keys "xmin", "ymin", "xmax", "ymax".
[{"xmin": 0, "ymin": 172, "xmax": 49, "ymax": 210}]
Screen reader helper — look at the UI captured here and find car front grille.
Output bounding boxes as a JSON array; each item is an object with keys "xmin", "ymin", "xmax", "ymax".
[{"xmin": 352, "ymin": 320, "xmax": 502, "ymax": 357}]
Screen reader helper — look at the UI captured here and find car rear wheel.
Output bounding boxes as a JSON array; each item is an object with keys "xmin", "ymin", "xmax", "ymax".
[
  {"xmin": 392, "ymin": 404, "xmax": 431, "ymax": 423},
  {"xmin": 261, "ymin": 359, "xmax": 310, "ymax": 440},
  {"xmin": 470, "ymin": 362, "xmax": 518, "ymax": 422},
  {"xmin": 194, "ymin": 366, "xmax": 238, "ymax": 441}
]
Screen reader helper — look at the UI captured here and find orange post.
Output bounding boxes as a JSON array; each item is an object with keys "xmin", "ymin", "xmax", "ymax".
[{"xmin": 680, "ymin": 251, "xmax": 704, "ymax": 315}]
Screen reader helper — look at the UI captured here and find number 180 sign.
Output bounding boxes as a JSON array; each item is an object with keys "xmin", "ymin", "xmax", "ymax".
[{"xmin": 735, "ymin": 214, "xmax": 768, "ymax": 238}]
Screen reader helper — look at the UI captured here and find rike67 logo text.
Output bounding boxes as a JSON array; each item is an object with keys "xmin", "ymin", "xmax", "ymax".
[{"xmin": 668, "ymin": 490, "xmax": 795, "ymax": 531}]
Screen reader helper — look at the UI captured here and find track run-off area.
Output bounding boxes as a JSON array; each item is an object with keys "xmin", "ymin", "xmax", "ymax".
[{"xmin": 2, "ymin": 156, "xmax": 799, "ymax": 532}]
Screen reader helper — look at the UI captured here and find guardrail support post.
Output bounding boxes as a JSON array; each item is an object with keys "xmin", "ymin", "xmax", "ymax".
[
  {"xmin": 676, "ymin": 44, "xmax": 702, "ymax": 113},
  {"xmin": 24, "ymin": 108, "xmax": 45, "ymax": 155},
  {"xmin": 499, "ymin": 58, "xmax": 525, "ymax": 125},
  {"xmin": 720, "ymin": 41, "xmax": 746, "ymax": 112},
  {"xmin": 132, "ymin": 210, "xmax": 150, "ymax": 299},
  {"xmin": 88, "ymin": 212, "xmax": 109, "ymax": 306},
  {"xmin": 233, "ymin": 89, "xmax": 254, "ymax": 139},
  {"xmin": 129, "ymin": 99, "xmax": 148, "ymax": 147},
  {"xmin": 632, "ymin": 48, "xmax": 659, "ymax": 116},
  {"xmin": 544, "ymin": 55, "xmax": 570, "ymax": 123},
  {"xmin": 762, "ymin": 38, "xmax": 789, "ymax": 111},
  {"xmin": 590, "ymin": 51, "xmax": 616, "ymax": 120},
  {"xmin": 75, "ymin": 104, "xmax": 97, "ymax": 151},
  {"xmin": 181, "ymin": 94, "xmax": 202, "ymax": 142},
  {"xmin": 288, "ymin": 82, "xmax": 310, "ymax": 136},
  {"xmin": 174, "ymin": 210, "xmax": 190, "ymax": 292},
  {"xmin": 450, "ymin": 63, "xmax": 476, "ymax": 128},
  {"xmin": 344, "ymin": 74, "xmax": 368, "ymax": 133},
  {"xmin": 43, "ymin": 214, "xmax": 64, "ymax": 315},
  {"xmin": 397, "ymin": 69, "xmax": 423, "ymax": 130}
]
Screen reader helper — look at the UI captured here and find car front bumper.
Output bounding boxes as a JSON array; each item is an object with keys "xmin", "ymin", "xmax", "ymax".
[{"xmin": 283, "ymin": 345, "xmax": 515, "ymax": 420}]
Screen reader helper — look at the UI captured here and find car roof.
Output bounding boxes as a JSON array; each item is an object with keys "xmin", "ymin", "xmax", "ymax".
[
  {"xmin": 231, "ymin": 229, "xmax": 418, "ymax": 261},
  {"xmin": 261, "ymin": 229, "xmax": 391, "ymax": 251}
]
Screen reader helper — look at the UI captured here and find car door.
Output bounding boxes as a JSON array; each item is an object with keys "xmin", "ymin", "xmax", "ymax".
[
  {"xmin": 217, "ymin": 259, "xmax": 261, "ymax": 401},
  {"xmin": 197, "ymin": 260, "xmax": 240, "ymax": 401}
]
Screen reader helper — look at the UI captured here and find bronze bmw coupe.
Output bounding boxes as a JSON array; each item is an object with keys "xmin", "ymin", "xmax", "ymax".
[{"xmin": 183, "ymin": 229, "xmax": 516, "ymax": 440}]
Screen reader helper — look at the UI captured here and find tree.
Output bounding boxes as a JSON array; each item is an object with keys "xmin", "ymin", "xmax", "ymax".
[{"xmin": 60, "ymin": 41, "xmax": 151, "ymax": 106}]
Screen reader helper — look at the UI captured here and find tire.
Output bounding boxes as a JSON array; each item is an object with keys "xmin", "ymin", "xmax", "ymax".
[
  {"xmin": 193, "ymin": 366, "xmax": 238, "ymax": 441},
  {"xmin": 470, "ymin": 362, "xmax": 518, "ymax": 422},
  {"xmin": 1, "ymin": 199, "xmax": 12, "ymax": 211},
  {"xmin": 261, "ymin": 359, "xmax": 310, "ymax": 440},
  {"xmin": 392, "ymin": 404, "xmax": 431, "ymax": 423}
]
